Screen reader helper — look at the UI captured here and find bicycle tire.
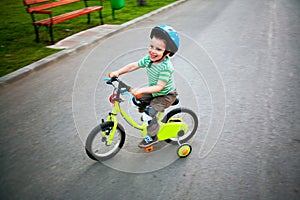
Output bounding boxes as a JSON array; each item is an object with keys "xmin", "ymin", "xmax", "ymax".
[
  {"xmin": 162, "ymin": 107, "xmax": 198, "ymax": 145},
  {"xmin": 85, "ymin": 122, "xmax": 125, "ymax": 161}
]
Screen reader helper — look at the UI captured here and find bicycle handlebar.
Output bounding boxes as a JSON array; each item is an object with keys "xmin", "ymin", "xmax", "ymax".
[
  {"xmin": 104, "ymin": 77, "xmax": 130, "ymax": 90},
  {"xmin": 105, "ymin": 73, "xmax": 143, "ymax": 99},
  {"xmin": 104, "ymin": 77, "xmax": 144, "ymax": 99}
]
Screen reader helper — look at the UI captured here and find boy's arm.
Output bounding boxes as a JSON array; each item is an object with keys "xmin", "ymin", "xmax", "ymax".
[
  {"xmin": 109, "ymin": 62, "xmax": 139, "ymax": 77},
  {"xmin": 131, "ymin": 80, "xmax": 167, "ymax": 96}
]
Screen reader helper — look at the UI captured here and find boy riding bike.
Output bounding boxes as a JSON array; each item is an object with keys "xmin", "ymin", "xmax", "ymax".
[{"xmin": 109, "ymin": 25, "xmax": 179, "ymax": 148}]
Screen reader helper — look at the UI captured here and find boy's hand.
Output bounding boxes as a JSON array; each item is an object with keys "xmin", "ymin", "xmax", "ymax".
[
  {"xmin": 129, "ymin": 88, "xmax": 142, "ymax": 99},
  {"xmin": 108, "ymin": 71, "xmax": 119, "ymax": 78}
]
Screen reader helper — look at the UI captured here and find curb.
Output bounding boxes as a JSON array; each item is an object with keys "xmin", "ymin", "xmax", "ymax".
[{"xmin": 0, "ymin": 0, "xmax": 187, "ymax": 87}]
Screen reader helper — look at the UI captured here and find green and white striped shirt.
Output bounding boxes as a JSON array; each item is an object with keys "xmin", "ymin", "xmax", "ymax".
[{"xmin": 138, "ymin": 55, "xmax": 175, "ymax": 97}]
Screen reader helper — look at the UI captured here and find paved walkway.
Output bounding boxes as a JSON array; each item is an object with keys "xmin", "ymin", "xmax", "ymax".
[{"xmin": 47, "ymin": 24, "xmax": 120, "ymax": 49}]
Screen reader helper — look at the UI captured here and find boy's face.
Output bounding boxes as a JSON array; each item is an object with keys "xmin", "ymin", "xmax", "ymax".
[{"xmin": 148, "ymin": 36, "xmax": 167, "ymax": 62}]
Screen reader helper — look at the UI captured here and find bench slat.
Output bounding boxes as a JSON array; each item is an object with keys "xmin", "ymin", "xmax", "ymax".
[
  {"xmin": 24, "ymin": 0, "xmax": 50, "ymax": 6},
  {"xmin": 27, "ymin": 0, "xmax": 80, "ymax": 13},
  {"xmin": 34, "ymin": 6, "xmax": 103, "ymax": 26}
]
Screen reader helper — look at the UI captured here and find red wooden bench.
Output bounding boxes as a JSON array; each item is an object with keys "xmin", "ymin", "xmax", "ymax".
[{"xmin": 24, "ymin": 0, "xmax": 104, "ymax": 44}]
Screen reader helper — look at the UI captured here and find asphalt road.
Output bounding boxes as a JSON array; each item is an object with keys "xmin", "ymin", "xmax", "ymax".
[{"xmin": 1, "ymin": 0, "xmax": 299, "ymax": 199}]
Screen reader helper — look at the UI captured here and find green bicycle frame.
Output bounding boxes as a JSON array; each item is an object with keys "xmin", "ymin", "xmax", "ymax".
[{"xmin": 103, "ymin": 101, "xmax": 188, "ymax": 144}]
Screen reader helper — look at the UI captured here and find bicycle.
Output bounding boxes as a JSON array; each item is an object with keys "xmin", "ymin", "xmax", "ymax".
[{"xmin": 85, "ymin": 76, "xmax": 198, "ymax": 161}]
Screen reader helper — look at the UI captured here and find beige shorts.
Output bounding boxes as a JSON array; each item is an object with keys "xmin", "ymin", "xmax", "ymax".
[{"xmin": 140, "ymin": 90, "xmax": 178, "ymax": 112}]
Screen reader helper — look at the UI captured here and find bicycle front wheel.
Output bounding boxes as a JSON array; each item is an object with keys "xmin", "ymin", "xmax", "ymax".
[
  {"xmin": 162, "ymin": 107, "xmax": 198, "ymax": 145},
  {"xmin": 85, "ymin": 122, "xmax": 125, "ymax": 161}
]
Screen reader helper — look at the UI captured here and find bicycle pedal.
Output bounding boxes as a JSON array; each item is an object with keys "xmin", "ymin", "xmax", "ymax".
[{"xmin": 144, "ymin": 145, "xmax": 153, "ymax": 152}]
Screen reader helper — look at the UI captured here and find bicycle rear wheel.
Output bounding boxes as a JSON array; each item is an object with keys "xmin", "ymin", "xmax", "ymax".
[
  {"xmin": 162, "ymin": 107, "xmax": 198, "ymax": 145},
  {"xmin": 85, "ymin": 122, "xmax": 125, "ymax": 161}
]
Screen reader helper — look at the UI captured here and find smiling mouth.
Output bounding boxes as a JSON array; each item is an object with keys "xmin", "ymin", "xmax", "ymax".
[{"xmin": 150, "ymin": 54, "xmax": 159, "ymax": 60}]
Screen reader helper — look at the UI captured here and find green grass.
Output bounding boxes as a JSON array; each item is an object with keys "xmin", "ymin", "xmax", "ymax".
[{"xmin": 0, "ymin": 0, "xmax": 177, "ymax": 77}]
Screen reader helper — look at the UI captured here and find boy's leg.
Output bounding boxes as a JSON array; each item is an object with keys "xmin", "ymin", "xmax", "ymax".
[
  {"xmin": 138, "ymin": 92, "xmax": 177, "ymax": 148},
  {"xmin": 147, "ymin": 94, "xmax": 176, "ymax": 137},
  {"xmin": 139, "ymin": 93, "xmax": 153, "ymax": 103},
  {"xmin": 145, "ymin": 106, "xmax": 159, "ymax": 137},
  {"xmin": 147, "ymin": 91, "xmax": 178, "ymax": 136},
  {"xmin": 138, "ymin": 106, "xmax": 159, "ymax": 148},
  {"xmin": 150, "ymin": 91, "xmax": 178, "ymax": 112},
  {"xmin": 139, "ymin": 90, "xmax": 177, "ymax": 110}
]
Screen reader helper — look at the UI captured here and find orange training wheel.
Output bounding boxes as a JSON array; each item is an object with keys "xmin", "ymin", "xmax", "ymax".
[{"xmin": 144, "ymin": 145, "xmax": 153, "ymax": 152}]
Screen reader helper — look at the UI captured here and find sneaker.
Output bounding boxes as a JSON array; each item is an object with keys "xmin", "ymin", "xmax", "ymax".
[{"xmin": 138, "ymin": 135, "xmax": 159, "ymax": 148}]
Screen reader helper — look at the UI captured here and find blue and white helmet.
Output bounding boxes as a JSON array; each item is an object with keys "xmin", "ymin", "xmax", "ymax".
[{"xmin": 150, "ymin": 25, "xmax": 179, "ymax": 56}]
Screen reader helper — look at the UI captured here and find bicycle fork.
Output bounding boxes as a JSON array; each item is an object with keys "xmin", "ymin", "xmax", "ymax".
[{"xmin": 102, "ymin": 112, "xmax": 118, "ymax": 146}]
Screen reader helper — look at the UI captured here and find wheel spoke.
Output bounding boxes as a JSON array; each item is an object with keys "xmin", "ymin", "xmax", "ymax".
[
  {"xmin": 163, "ymin": 108, "xmax": 198, "ymax": 144},
  {"xmin": 85, "ymin": 123, "xmax": 125, "ymax": 161}
]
